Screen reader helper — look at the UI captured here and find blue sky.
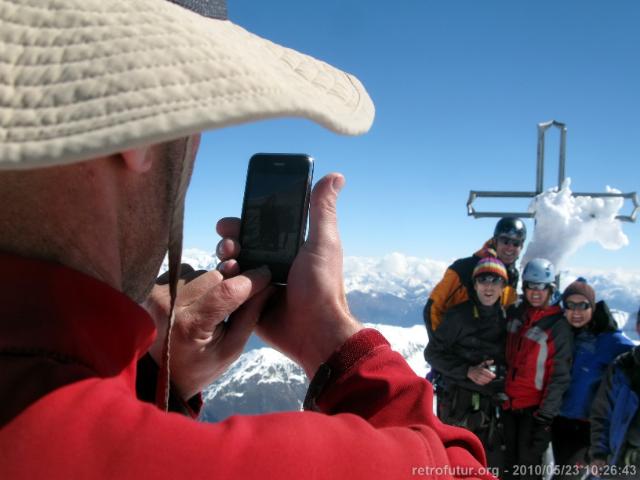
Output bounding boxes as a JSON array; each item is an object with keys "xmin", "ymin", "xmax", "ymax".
[{"xmin": 184, "ymin": 0, "xmax": 640, "ymax": 270}]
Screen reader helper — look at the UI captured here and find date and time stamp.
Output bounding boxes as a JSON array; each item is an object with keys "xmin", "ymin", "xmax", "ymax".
[{"xmin": 411, "ymin": 464, "xmax": 638, "ymax": 477}]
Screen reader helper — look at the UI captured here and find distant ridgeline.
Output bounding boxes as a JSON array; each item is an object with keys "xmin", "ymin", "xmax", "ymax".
[{"xmin": 170, "ymin": 249, "xmax": 639, "ymax": 422}]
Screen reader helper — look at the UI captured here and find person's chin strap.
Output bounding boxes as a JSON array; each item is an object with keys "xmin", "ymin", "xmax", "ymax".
[{"xmin": 155, "ymin": 137, "xmax": 197, "ymax": 411}]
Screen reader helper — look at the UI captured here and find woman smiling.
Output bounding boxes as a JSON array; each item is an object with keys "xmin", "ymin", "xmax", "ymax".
[
  {"xmin": 551, "ymin": 279, "xmax": 634, "ymax": 479},
  {"xmin": 502, "ymin": 258, "xmax": 573, "ymax": 480}
]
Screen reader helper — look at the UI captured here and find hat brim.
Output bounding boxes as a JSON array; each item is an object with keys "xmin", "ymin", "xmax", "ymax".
[{"xmin": 0, "ymin": 1, "xmax": 375, "ymax": 169}]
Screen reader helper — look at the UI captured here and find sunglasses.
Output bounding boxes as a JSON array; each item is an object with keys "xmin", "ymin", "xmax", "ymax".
[
  {"xmin": 475, "ymin": 274, "xmax": 505, "ymax": 285},
  {"xmin": 564, "ymin": 301, "xmax": 592, "ymax": 311},
  {"xmin": 497, "ymin": 236, "xmax": 523, "ymax": 248},
  {"xmin": 524, "ymin": 282, "xmax": 550, "ymax": 291}
]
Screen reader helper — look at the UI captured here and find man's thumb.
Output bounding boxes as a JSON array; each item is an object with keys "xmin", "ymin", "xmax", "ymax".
[{"xmin": 307, "ymin": 173, "xmax": 344, "ymax": 248}]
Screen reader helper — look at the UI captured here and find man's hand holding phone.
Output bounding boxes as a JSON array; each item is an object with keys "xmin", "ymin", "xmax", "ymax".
[
  {"xmin": 216, "ymin": 173, "xmax": 362, "ymax": 378},
  {"xmin": 144, "ymin": 264, "xmax": 274, "ymax": 399}
]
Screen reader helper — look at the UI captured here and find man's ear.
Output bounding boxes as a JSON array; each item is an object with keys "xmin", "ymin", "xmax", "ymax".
[{"xmin": 121, "ymin": 146, "xmax": 153, "ymax": 173}]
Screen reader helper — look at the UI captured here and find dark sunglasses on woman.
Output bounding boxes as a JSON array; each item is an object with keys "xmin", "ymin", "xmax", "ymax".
[{"xmin": 564, "ymin": 301, "xmax": 592, "ymax": 311}]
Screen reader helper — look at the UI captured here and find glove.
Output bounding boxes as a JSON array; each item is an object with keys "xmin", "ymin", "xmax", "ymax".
[
  {"xmin": 530, "ymin": 411, "xmax": 552, "ymax": 450},
  {"xmin": 533, "ymin": 410, "xmax": 553, "ymax": 426}
]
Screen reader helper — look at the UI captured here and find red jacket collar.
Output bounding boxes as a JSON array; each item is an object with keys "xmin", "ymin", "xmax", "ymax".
[
  {"xmin": 524, "ymin": 304, "xmax": 562, "ymax": 327},
  {"xmin": 0, "ymin": 253, "xmax": 156, "ymax": 381}
]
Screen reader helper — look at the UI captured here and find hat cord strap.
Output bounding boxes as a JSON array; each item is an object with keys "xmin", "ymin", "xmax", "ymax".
[{"xmin": 154, "ymin": 138, "xmax": 196, "ymax": 411}]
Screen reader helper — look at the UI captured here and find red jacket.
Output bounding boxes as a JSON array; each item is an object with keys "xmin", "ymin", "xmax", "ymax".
[
  {"xmin": 0, "ymin": 254, "xmax": 494, "ymax": 479},
  {"xmin": 504, "ymin": 303, "xmax": 573, "ymax": 418}
]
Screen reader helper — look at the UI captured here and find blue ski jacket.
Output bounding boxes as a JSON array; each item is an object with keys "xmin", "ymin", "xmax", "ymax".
[
  {"xmin": 560, "ymin": 330, "xmax": 633, "ymax": 420},
  {"xmin": 590, "ymin": 349, "xmax": 640, "ymax": 465},
  {"xmin": 560, "ymin": 301, "xmax": 634, "ymax": 420}
]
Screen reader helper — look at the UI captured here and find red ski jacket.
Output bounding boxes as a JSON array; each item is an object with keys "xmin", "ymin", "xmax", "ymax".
[
  {"xmin": 0, "ymin": 254, "xmax": 494, "ymax": 479},
  {"xmin": 504, "ymin": 303, "xmax": 573, "ymax": 418}
]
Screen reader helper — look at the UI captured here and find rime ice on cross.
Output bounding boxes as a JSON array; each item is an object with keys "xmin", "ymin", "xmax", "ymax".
[
  {"xmin": 466, "ymin": 120, "xmax": 638, "ymax": 223},
  {"xmin": 466, "ymin": 120, "xmax": 639, "ymax": 282}
]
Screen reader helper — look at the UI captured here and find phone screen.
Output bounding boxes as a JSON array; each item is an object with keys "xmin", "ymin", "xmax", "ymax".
[{"xmin": 238, "ymin": 153, "xmax": 313, "ymax": 283}]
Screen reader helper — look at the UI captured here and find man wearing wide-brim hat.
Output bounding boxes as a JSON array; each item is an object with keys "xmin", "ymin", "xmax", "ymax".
[{"xmin": 0, "ymin": 1, "xmax": 492, "ymax": 478}]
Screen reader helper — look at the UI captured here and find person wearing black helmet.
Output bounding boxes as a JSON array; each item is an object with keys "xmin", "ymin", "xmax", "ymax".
[
  {"xmin": 425, "ymin": 257, "xmax": 510, "ymax": 475},
  {"xmin": 423, "ymin": 216, "xmax": 526, "ymax": 339},
  {"xmin": 423, "ymin": 217, "xmax": 526, "ymax": 471}
]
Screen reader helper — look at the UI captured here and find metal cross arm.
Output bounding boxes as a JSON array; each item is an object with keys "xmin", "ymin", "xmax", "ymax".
[
  {"xmin": 466, "ymin": 190, "xmax": 639, "ymax": 222},
  {"xmin": 466, "ymin": 121, "xmax": 639, "ymax": 223}
]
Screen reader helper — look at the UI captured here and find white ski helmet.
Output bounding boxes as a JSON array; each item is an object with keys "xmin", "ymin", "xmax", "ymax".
[{"xmin": 522, "ymin": 258, "xmax": 555, "ymax": 285}]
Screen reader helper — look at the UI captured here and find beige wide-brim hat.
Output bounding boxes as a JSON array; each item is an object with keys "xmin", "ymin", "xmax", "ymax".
[{"xmin": 0, "ymin": 0, "xmax": 375, "ymax": 170}]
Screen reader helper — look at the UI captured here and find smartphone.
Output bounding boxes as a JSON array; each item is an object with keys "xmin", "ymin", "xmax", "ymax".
[{"xmin": 237, "ymin": 153, "xmax": 314, "ymax": 284}]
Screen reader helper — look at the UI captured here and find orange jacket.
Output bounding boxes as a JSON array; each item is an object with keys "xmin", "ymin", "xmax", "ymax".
[{"xmin": 425, "ymin": 239, "xmax": 519, "ymax": 332}]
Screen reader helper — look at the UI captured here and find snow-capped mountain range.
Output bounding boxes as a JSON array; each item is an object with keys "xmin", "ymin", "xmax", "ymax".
[
  {"xmin": 199, "ymin": 323, "xmax": 429, "ymax": 422},
  {"xmin": 166, "ymin": 250, "xmax": 640, "ymax": 316},
  {"xmin": 199, "ymin": 347, "xmax": 308, "ymax": 422},
  {"xmin": 161, "ymin": 249, "xmax": 640, "ymax": 422}
]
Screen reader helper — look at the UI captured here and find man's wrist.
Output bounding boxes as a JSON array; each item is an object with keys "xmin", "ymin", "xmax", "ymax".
[
  {"xmin": 303, "ymin": 327, "xmax": 389, "ymax": 411},
  {"xmin": 302, "ymin": 317, "xmax": 363, "ymax": 378}
]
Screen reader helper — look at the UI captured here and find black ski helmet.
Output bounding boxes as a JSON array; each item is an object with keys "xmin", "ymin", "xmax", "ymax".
[{"xmin": 493, "ymin": 217, "xmax": 527, "ymax": 240}]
